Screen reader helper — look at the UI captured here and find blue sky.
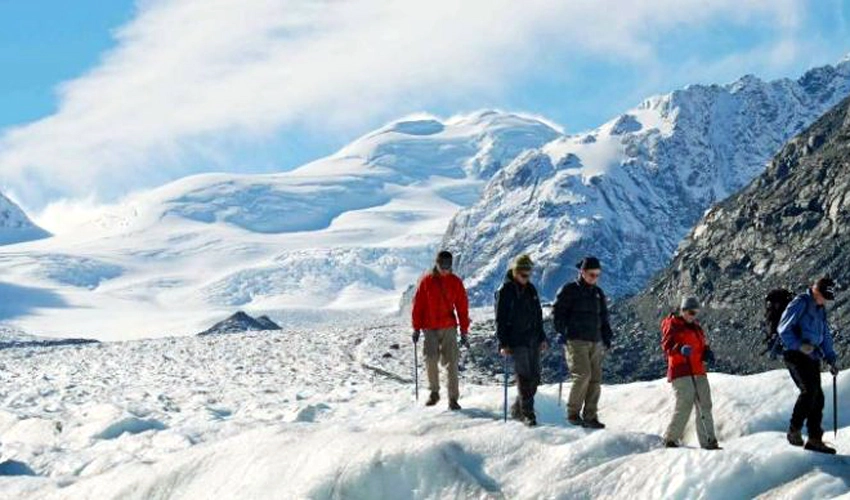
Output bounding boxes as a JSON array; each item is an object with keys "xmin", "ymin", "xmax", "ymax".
[{"xmin": 0, "ymin": 0, "xmax": 849, "ymax": 209}]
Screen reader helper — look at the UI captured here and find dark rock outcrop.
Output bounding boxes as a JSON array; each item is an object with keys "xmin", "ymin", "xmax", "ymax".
[
  {"xmin": 198, "ymin": 311, "xmax": 282, "ymax": 336},
  {"xmin": 613, "ymin": 94, "xmax": 850, "ymax": 380}
]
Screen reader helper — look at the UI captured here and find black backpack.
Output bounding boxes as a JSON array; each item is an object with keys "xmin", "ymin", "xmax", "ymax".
[{"xmin": 764, "ymin": 288, "xmax": 794, "ymax": 357}]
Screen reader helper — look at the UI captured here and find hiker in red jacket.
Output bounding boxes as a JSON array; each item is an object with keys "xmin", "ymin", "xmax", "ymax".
[
  {"xmin": 661, "ymin": 296, "xmax": 720, "ymax": 450},
  {"xmin": 411, "ymin": 250, "xmax": 471, "ymax": 410}
]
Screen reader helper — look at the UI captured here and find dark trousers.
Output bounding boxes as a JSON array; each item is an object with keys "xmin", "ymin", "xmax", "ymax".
[
  {"xmin": 784, "ymin": 350, "xmax": 824, "ymax": 439},
  {"xmin": 512, "ymin": 346, "xmax": 541, "ymax": 416}
]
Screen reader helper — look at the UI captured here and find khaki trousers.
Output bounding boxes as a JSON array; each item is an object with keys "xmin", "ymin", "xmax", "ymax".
[
  {"xmin": 664, "ymin": 374, "xmax": 717, "ymax": 447},
  {"xmin": 423, "ymin": 328, "xmax": 459, "ymax": 401},
  {"xmin": 566, "ymin": 340, "xmax": 604, "ymax": 420}
]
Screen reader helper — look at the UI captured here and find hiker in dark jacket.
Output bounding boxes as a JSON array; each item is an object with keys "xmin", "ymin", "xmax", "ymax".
[
  {"xmin": 553, "ymin": 256, "xmax": 613, "ymax": 428},
  {"xmin": 778, "ymin": 276, "xmax": 840, "ymax": 454},
  {"xmin": 496, "ymin": 254, "xmax": 548, "ymax": 427}
]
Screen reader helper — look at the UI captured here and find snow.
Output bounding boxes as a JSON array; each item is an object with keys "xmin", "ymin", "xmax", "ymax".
[
  {"xmin": 1, "ymin": 322, "xmax": 849, "ymax": 499},
  {"xmin": 0, "ymin": 111, "xmax": 559, "ymax": 340}
]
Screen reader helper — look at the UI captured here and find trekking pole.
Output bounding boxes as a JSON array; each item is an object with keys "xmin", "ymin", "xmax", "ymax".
[
  {"xmin": 503, "ymin": 354, "xmax": 509, "ymax": 422},
  {"xmin": 414, "ymin": 340, "xmax": 419, "ymax": 402},
  {"xmin": 834, "ymin": 372, "xmax": 838, "ymax": 439},
  {"xmin": 558, "ymin": 351, "xmax": 564, "ymax": 407}
]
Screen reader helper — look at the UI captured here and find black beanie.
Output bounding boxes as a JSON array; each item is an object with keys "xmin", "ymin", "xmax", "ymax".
[
  {"xmin": 436, "ymin": 250, "xmax": 453, "ymax": 269},
  {"xmin": 816, "ymin": 276, "xmax": 836, "ymax": 300},
  {"xmin": 576, "ymin": 256, "xmax": 602, "ymax": 271}
]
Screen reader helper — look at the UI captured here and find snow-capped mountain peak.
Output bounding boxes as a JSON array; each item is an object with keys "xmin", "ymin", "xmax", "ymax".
[
  {"xmin": 444, "ymin": 59, "xmax": 850, "ymax": 304},
  {"xmin": 0, "ymin": 192, "xmax": 50, "ymax": 246}
]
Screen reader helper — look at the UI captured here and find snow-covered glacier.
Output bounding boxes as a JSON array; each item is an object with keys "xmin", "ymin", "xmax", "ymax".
[{"xmin": 0, "ymin": 111, "xmax": 559, "ymax": 339}]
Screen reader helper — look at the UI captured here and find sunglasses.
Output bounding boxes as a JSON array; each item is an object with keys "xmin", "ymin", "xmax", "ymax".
[
  {"xmin": 683, "ymin": 309, "xmax": 699, "ymax": 316},
  {"xmin": 517, "ymin": 272, "xmax": 531, "ymax": 279},
  {"xmin": 585, "ymin": 271, "xmax": 601, "ymax": 278}
]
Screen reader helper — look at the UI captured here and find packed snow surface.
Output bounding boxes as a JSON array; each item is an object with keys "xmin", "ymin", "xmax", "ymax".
[{"xmin": 1, "ymin": 321, "xmax": 849, "ymax": 499}]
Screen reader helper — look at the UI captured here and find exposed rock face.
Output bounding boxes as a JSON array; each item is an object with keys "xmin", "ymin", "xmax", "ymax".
[{"xmin": 614, "ymin": 94, "xmax": 850, "ymax": 381}]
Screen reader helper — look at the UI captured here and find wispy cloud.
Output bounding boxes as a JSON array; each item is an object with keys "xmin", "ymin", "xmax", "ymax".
[{"xmin": 0, "ymin": 0, "xmax": 805, "ymax": 206}]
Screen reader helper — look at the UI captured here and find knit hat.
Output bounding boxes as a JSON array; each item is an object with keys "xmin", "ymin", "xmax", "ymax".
[
  {"xmin": 680, "ymin": 296, "xmax": 701, "ymax": 311},
  {"xmin": 436, "ymin": 250, "xmax": 453, "ymax": 270},
  {"xmin": 512, "ymin": 254, "xmax": 534, "ymax": 271},
  {"xmin": 576, "ymin": 256, "xmax": 602, "ymax": 271},
  {"xmin": 816, "ymin": 276, "xmax": 836, "ymax": 301}
]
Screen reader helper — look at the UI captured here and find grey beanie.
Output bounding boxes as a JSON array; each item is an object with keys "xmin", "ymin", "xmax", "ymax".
[{"xmin": 680, "ymin": 296, "xmax": 701, "ymax": 311}]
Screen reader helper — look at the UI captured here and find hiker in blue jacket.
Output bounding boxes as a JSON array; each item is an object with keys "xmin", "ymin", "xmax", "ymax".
[{"xmin": 778, "ymin": 276, "xmax": 840, "ymax": 454}]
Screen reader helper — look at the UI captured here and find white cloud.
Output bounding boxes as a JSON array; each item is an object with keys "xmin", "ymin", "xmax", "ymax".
[{"xmin": 0, "ymin": 0, "xmax": 804, "ymax": 206}]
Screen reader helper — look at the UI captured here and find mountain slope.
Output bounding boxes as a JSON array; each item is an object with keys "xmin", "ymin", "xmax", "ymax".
[
  {"xmin": 613, "ymin": 94, "xmax": 850, "ymax": 380},
  {"xmin": 0, "ymin": 193, "xmax": 49, "ymax": 246},
  {"xmin": 443, "ymin": 59, "xmax": 850, "ymax": 304},
  {"xmin": 0, "ymin": 111, "xmax": 559, "ymax": 339}
]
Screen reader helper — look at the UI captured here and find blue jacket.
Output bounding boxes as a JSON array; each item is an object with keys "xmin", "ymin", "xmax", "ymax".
[{"xmin": 778, "ymin": 290, "xmax": 837, "ymax": 363}]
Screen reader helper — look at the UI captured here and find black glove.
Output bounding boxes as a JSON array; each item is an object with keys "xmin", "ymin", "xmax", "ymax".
[
  {"xmin": 603, "ymin": 339, "xmax": 612, "ymax": 350},
  {"xmin": 703, "ymin": 347, "xmax": 716, "ymax": 365},
  {"xmin": 460, "ymin": 333, "xmax": 470, "ymax": 349},
  {"xmin": 830, "ymin": 363, "xmax": 840, "ymax": 377},
  {"xmin": 412, "ymin": 329, "xmax": 421, "ymax": 343}
]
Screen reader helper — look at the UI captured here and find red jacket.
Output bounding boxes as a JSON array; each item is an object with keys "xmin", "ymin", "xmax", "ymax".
[
  {"xmin": 661, "ymin": 314, "xmax": 707, "ymax": 381},
  {"xmin": 411, "ymin": 270, "xmax": 470, "ymax": 333}
]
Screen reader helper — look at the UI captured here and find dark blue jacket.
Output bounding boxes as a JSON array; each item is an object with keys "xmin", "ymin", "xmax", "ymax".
[{"xmin": 778, "ymin": 290, "xmax": 837, "ymax": 363}]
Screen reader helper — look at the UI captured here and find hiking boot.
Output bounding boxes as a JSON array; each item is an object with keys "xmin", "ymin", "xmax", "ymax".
[
  {"xmin": 663, "ymin": 439, "xmax": 680, "ymax": 448},
  {"xmin": 703, "ymin": 440, "xmax": 722, "ymax": 451},
  {"xmin": 567, "ymin": 414, "xmax": 584, "ymax": 427},
  {"xmin": 787, "ymin": 426, "xmax": 804, "ymax": 447},
  {"xmin": 448, "ymin": 399, "xmax": 461, "ymax": 411},
  {"xmin": 582, "ymin": 418, "xmax": 606, "ymax": 430},
  {"xmin": 523, "ymin": 413, "xmax": 538, "ymax": 427},
  {"xmin": 425, "ymin": 391, "xmax": 440, "ymax": 407},
  {"xmin": 805, "ymin": 438, "xmax": 837, "ymax": 455}
]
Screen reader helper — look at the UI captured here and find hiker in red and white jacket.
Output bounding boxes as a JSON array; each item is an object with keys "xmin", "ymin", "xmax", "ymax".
[{"xmin": 660, "ymin": 296, "xmax": 720, "ymax": 450}]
